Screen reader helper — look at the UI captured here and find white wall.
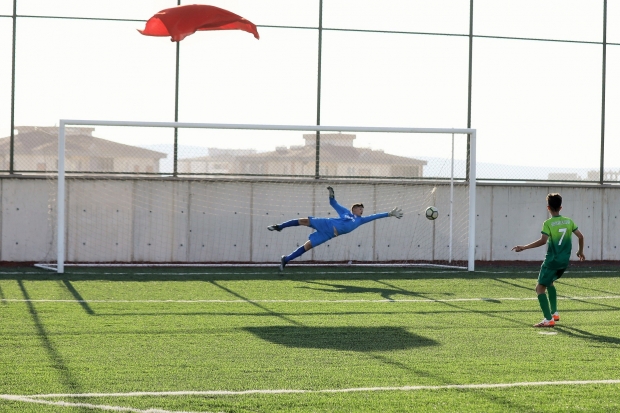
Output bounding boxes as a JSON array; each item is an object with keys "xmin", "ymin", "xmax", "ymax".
[
  {"xmin": 0, "ymin": 177, "xmax": 616, "ymax": 264},
  {"xmin": 475, "ymin": 185, "xmax": 613, "ymax": 262}
]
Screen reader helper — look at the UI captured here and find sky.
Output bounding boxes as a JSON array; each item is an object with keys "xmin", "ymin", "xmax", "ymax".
[{"xmin": 1, "ymin": 0, "xmax": 620, "ymax": 178}]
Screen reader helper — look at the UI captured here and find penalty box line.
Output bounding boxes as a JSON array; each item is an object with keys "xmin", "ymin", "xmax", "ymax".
[
  {"xmin": 2, "ymin": 380, "xmax": 620, "ymax": 413},
  {"xmin": 0, "ymin": 394, "xmax": 198, "ymax": 413},
  {"xmin": 7, "ymin": 379, "xmax": 620, "ymax": 399}
]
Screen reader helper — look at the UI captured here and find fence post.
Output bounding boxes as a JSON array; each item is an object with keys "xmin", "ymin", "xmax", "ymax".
[
  {"xmin": 465, "ymin": 0, "xmax": 474, "ymax": 181},
  {"xmin": 314, "ymin": 0, "xmax": 323, "ymax": 179},
  {"xmin": 600, "ymin": 0, "xmax": 607, "ymax": 185},
  {"xmin": 9, "ymin": 0, "xmax": 17, "ymax": 174}
]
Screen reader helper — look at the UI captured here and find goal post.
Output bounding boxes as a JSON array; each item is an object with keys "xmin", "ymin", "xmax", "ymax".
[{"xmin": 46, "ymin": 120, "xmax": 476, "ymax": 273}]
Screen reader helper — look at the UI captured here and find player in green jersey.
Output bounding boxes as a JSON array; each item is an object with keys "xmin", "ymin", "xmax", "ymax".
[{"xmin": 512, "ymin": 193, "xmax": 585, "ymax": 327}]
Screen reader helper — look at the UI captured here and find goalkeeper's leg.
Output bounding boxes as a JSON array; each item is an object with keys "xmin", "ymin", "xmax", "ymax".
[
  {"xmin": 280, "ymin": 229, "xmax": 331, "ymax": 271},
  {"xmin": 281, "ymin": 240, "xmax": 313, "ymax": 271},
  {"xmin": 269, "ymin": 218, "xmax": 310, "ymax": 232},
  {"xmin": 283, "ymin": 241, "xmax": 311, "ymax": 264}
]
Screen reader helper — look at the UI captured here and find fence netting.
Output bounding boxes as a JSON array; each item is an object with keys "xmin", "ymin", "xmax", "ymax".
[{"xmin": 1, "ymin": 125, "xmax": 614, "ymax": 182}]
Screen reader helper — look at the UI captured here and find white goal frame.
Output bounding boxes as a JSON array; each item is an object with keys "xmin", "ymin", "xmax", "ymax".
[{"xmin": 50, "ymin": 120, "xmax": 477, "ymax": 273}]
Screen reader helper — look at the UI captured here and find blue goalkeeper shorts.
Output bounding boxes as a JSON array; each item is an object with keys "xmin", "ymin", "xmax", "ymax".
[{"xmin": 308, "ymin": 217, "xmax": 335, "ymax": 248}]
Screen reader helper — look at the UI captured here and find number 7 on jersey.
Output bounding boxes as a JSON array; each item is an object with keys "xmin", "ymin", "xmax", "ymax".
[{"xmin": 558, "ymin": 227, "xmax": 567, "ymax": 245}]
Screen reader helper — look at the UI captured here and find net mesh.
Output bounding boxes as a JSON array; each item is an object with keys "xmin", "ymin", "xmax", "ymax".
[{"xmin": 37, "ymin": 123, "xmax": 473, "ymax": 270}]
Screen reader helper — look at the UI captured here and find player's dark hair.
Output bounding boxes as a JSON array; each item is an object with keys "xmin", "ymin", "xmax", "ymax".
[
  {"xmin": 351, "ymin": 203, "xmax": 364, "ymax": 210},
  {"xmin": 547, "ymin": 193, "xmax": 562, "ymax": 211}
]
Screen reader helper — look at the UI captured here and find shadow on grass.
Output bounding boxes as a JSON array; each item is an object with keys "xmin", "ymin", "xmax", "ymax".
[
  {"xmin": 209, "ymin": 280, "xmax": 302, "ymax": 326},
  {"xmin": 17, "ymin": 280, "xmax": 86, "ymax": 403},
  {"xmin": 298, "ymin": 280, "xmax": 454, "ymax": 301},
  {"xmin": 60, "ymin": 280, "xmax": 95, "ymax": 315},
  {"xmin": 243, "ymin": 326, "xmax": 438, "ymax": 352},
  {"xmin": 556, "ymin": 279, "xmax": 620, "ymax": 297},
  {"xmin": 555, "ymin": 325, "xmax": 620, "ymax": 347},
  {"xmin": 491, "ymin": 277, "xmax": 534, "ymax": 292}
]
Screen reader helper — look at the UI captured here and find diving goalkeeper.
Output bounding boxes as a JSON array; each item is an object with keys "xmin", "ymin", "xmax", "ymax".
[{"xmin": 268, "ymin": 186, "xmax": 403, "ymax": 271}]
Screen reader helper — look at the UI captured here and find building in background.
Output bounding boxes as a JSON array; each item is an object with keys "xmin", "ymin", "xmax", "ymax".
[
  {"xmin": 179, "ymin": 133, "xmax": 427, "ymax": 178},
  {"xmin": 0, "ymin": 127, "xmax": 166, "ymax": 173},
  {"xmin": 548, "ymin": 173, "xmax": 582, "ymax": 181},
  {"xmin": 234, "ymin": 134, "xmax": 427, "ymax": 177},
  {"xmin": 587, "ymin": 170, "xmax": 620, "ymax": 181},
  {"xmin": 178, "ymin": 148, "xmax": 257, "ymax": 174}
]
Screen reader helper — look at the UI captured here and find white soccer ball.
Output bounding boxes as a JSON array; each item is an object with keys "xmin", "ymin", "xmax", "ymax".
[{"xmin": 425, "ymin": 206, "xmax": 439, "ymax": 220}]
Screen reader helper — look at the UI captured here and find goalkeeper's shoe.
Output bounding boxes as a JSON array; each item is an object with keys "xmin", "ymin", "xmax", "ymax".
[
  {"xmin": 267, "ymin": 224, "xmax": 282, "ymax": 232},
  {"xmin": 279, "ymin": 256, "xmax": 287, "ymax": 272},
  {"xmin": 533, "ymin": 319, "xmax": 555, "ymax": 328},
  {"xmin": 552, "ymin": 312, "xmax": 560, "ymax": 322}
]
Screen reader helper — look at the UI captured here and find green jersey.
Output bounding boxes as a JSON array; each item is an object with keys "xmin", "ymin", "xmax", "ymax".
[{"xmin": 541, "ymin": 215, "xmax": 578, "ymax": 269}]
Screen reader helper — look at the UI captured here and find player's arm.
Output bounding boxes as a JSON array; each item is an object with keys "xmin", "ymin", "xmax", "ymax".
[
  {"xmin": 360, "ymin": 208, "xmax": 402, "ymax": 224},
  {"xmin": 329, "ymin": 197, "xmax": 350, "ymax": 216},
  {"xmin": 327, "ymin": 187, "xmax": 351, "ymax": 216},
  {"xmin": 512, "ymin": 233, "xmax": 548, "ymax": 252},
  {"xmin": 359, "ymin": 212, "xmax": 390, "ymax": 224},
  {"xmin": 573, "ymin": 229, "xmax": 585, "ymax": 261}
]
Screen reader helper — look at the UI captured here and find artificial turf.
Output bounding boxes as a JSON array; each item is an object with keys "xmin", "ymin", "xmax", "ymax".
[{"xmin": 0, "ymin": 265, "xmax": 619, "ymax": 412}]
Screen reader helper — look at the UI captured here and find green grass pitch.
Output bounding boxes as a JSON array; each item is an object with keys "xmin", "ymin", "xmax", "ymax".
[{"xmin": 0, "ymin": 265, "xmax": 619, "ymax": 412}]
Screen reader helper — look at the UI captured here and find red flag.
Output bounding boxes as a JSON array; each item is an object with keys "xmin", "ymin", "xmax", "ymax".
[{"xmin": 138, "ymin": 4, "xmax": 259, "ymax": 42}]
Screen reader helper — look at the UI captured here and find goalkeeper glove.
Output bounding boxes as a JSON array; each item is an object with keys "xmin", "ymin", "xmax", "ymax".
[
  {"xmin": 389, "ymin": 207, "xmax": 403, "ymax": 219},
  {"xmin": 327, "ymin": 186, "xmax": 335, "ymax": 199}
]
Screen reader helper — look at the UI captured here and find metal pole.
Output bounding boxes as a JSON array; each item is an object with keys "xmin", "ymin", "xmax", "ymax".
[
  {"xmin": 314, "ymin": 0, "xmax": 323, "ymax": 179},
  {"xmin": 173, "ymin": 27, "xmax": 180, "ymax": 177},
  {"xmin": 449, "ymin": 134, "xmax": 454, "ymax": 263},
  {"xmin": 466, "ymin": 0, "xmax": 474, "ymax": 181},
  {"xmin": 600, "ymin": 0, "xmax": 607, "ymax": 185},
  {"xmin": 467, "ymin": 131, "xmax": 477, "ymax": 272},
  {"xmin": 9, "ymin": 0, "xmax": 17, "ymax": 174},
  {"xmin": 172, "ymin": 0, "xmax": 181, "ymax": 177},
  {"xmin": 57, "ymin": 122, "xmax": 66, "ymax": 274}
]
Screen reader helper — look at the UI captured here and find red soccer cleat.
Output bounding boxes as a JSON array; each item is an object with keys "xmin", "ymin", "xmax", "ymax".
[{"xmin": 533, "ymin": 319, "xmax": 555, "ymax": 328}]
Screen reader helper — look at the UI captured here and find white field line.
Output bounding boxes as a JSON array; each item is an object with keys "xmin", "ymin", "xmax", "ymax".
[
  {"xmin": 7, "ymin": 379, "xmax": 620, "ymax": 400},
  {"xmin": 2, "ymin": 380, "xmax": 620, "ymax": 413},
  {"xmin": 0, "ymin": 394, "xmax": 203, "ymax": 413},
  {"xmin": 2, "ymin": 295, "xmax": 620, "ymax": 304}
]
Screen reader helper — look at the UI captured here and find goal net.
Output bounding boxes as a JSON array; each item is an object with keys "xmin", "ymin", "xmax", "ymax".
[{"xmin": 37, "ymin": 120, "xmax": 476, "ymax": 272}]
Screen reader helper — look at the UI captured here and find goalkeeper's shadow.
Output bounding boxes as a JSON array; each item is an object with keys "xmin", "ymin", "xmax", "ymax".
[{"xmin": 243, "ymin": 325, "xmax": 439, "ymax": 352}]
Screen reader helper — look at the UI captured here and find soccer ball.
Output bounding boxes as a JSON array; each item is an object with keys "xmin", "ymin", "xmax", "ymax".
[{"xmin": 425, "ymin": 206, "xmax": 439, "ymax": 220}]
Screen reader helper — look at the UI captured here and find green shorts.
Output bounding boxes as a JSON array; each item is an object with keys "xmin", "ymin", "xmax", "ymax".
[{"xmin": 538, "ymin": 265, "xmax": 566, "ymax": 287}]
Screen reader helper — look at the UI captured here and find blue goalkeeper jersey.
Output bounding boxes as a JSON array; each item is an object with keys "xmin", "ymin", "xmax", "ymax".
[{"xmin": 327, "ymin": 198, "xmax": 389, "ymax": 235}]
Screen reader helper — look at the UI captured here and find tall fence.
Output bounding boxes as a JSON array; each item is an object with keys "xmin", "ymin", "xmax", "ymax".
[
  {"xmin": 2, "ymin": 1, "xmax": 620, "ymax": 183},
  {"xmin": 3, "ymin": 124, "xmax": 620, "ymax": 183},
  {"xmin": 2, "ymin": 125, "xmax": 473, "ymax": 181}
]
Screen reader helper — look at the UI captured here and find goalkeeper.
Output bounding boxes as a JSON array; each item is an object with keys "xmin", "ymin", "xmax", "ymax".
[{"xmin": 268, "ymin": 186, "xmax": 403, "ymax": 271}]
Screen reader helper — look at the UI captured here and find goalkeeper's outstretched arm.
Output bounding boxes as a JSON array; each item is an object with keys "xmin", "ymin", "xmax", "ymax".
[
  {"xmin": 359, "ymin": 207, "xmax": 403, "ymax": 224},
  {"xmin": 327, "ymin": 187, "xmax": 351, "ymax": 216}
]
